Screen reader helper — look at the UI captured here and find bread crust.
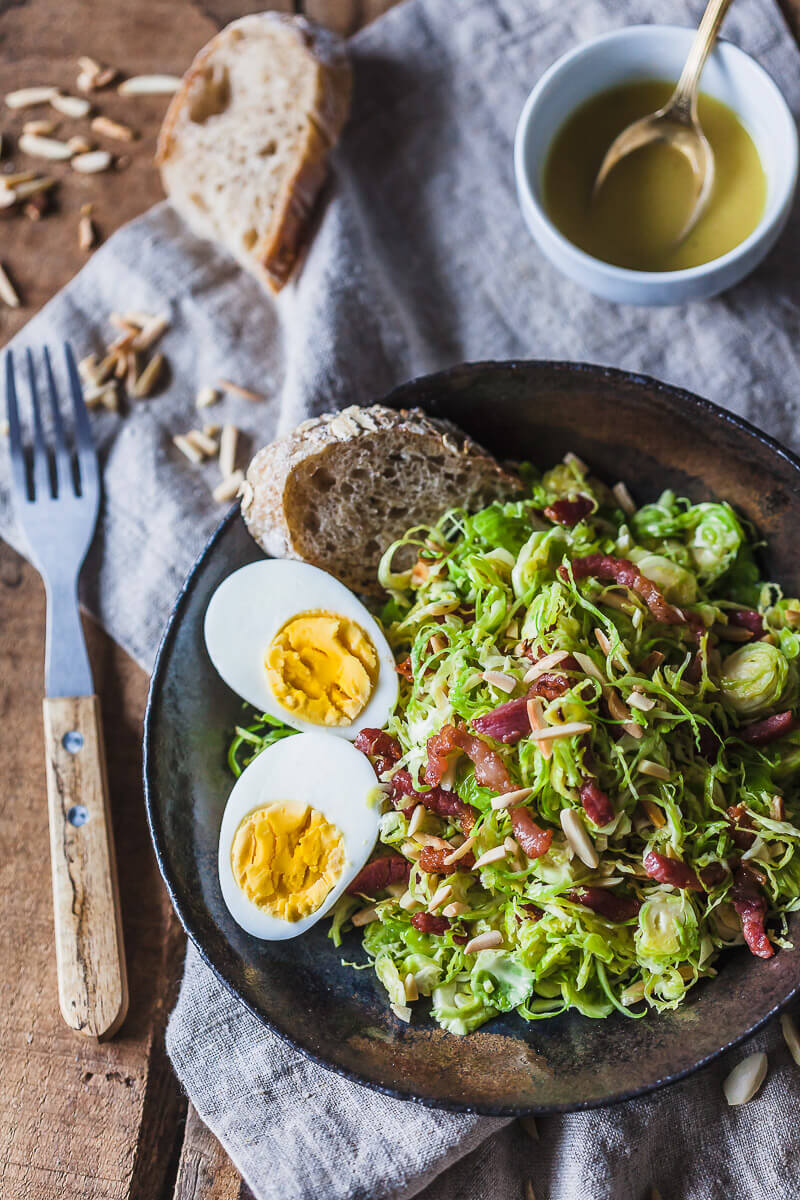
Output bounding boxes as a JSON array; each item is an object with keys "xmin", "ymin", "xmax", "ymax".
[
  {"xmin": 241, "ymin": 405, "xmax": 523, "ymax": 595},
  {"xmin": 157, "ymin": 12, "xmax": 352, "ymax": 292}
]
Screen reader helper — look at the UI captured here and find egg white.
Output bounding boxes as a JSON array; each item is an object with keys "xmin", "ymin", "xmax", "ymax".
[
  {"xmin": 218, "ymin": 731, "xmax": 382, "ymax": 940},
  {"xmin": 204, "ymin": 559, "xmax": 398, "ymax": 738}
]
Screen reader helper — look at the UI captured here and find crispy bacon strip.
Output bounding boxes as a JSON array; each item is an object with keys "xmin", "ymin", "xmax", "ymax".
[
  {"xmin": 569, "ymin": 887, "xmax": 640, "ymax": 921},
  {"xmin": 530, "ymin": 673, "xmax": 571, "ymax": 701},
  {"xmin": 354, "ymin": 727, "xmax": 402, "ymax": 778},
  {"xmin": 560, "ymin": 554, "xmax": 685, "ymax": 625},
  {"xmin": 543, "ymin": 495, "xmax": 594, "ymax": 527},
  {"xmin": 643, "ymin": 850, "xmax": 703, "ymax": 891},
  {"xmin": 418, "ymin": 845, "xmax": 475, "ymax": 875},
  {"xmin": 518, "ymin": 902, "xmax": 543, "ymax": 922},
  {"xmin": 737, "ymin": 711, "xmax": 796, "ymax": 746},
  {"xmin": 411, "ymin": 912, "xmax": 450, "ymax": 935},
  {"xmin": 726, "ymin": 804, "xmax": 756, "ymax": 851},
  {"xmin": 389, "ymin": 768, "xmax": 477, "ymax": 832},
  {"xmin": 729, "ymin": 609, "xmax": 765, "ymax": 635},
  {"xmin": 731, "ymin": 865, "xmax": 774, "ymax": 959},
  {"xmin": 347, "ymin": 854, "xmax": 411, "ymax": 896},
  {"xmin": 579, "ymin": 779, "xmax": 615, "ymax": 827},
  {"xmin": 396, "ymin": 656, "xmax": 414, "ymax": 681},
  {"xmin": 699, "ymin": 861, "xmax": 729, "ymax": 890},
  {"xmin": 510, "ymin": 807, "xmax": 553, "ymax": 860},
  {"xmin": 426, "ymin": 725, "xmax": 514, "ymax": 794},
  {"xmin": 472, "ymin": 675, "xmax": 571, "ymax": 746}
]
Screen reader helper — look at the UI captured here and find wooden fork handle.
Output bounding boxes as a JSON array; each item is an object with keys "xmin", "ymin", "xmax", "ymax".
[{"xmin": 42, "ymin": 695, "xmax": 129, "ymax": 1039}]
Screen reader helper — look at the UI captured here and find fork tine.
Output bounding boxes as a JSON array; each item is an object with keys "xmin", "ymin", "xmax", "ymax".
[
  {"xmin": 5, "ymin": 352, "xmax": 31, "ymax": 502},
  {"xmin": 64, "ymin": 342, "xmax": 98, "ymax": 496},
  {"xmin": 42, "ymin": 345, "xmax": 74, "ymax": 497},
  {"xmin": 27, "ymin": 347, "xmax": 53, "ymax": 501}
]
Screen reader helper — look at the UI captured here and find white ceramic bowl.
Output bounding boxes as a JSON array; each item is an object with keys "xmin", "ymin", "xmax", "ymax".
[{"xmin": 514, "ymin": 26, "xmax": 799, "ymax": 305}]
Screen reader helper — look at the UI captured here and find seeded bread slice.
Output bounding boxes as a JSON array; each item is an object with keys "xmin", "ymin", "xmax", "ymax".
[
  {"xmin": 241, "ymin": 405, "xmax": 523, "ymax": 595},
  {"xmin": 156, "ymin": 12, "xmax": 351, "ymax": 292}
]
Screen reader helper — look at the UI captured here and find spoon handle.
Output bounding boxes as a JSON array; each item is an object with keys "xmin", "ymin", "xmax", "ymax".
[{"xmin": 670, "ymin": 0, "xmax": 735, "ymax": 121}]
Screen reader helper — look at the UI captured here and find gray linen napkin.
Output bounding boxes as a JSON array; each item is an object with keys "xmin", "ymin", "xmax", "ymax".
[{"xmin": 3, "ymin": 0, "xmax": 800, "ymax": 1196}]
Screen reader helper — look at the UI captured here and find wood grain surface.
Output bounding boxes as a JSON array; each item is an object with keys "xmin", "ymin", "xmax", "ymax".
[{"xmin": 2, "ymin": 0, "xmax": 797, "ymax": 1197}]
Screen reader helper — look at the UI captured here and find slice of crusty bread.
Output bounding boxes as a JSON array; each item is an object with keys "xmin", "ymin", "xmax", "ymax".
[
  {"xmin": 241, "ymin": 405, "xmax": 523, "ymax": 595},
  {"xmin": 156, "ymin": 13, "xmax": 351, "ymax": 293}
]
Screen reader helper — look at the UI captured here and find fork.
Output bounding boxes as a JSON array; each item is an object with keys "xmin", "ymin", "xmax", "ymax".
[{"xmin": 6, "ymin": 344, "xmax": 128, "ymax": 1039}]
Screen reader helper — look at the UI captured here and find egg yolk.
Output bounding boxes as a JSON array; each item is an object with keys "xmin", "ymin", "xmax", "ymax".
[
  {"xmin": 265, "ymin": 611, "xmax": 379, "ymax": 726},
  {"xmin": 231, "ymin": 801, "xmax": 345, "ymax": 922}
]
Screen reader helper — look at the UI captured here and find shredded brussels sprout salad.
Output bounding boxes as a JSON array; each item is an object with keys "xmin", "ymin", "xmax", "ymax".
[{"xmin": 229, "ymin": 455, "xmax": 800, "ymax": 1034}]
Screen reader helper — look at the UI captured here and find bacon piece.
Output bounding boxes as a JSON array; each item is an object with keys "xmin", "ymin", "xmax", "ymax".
[
  {"xmin": 737, "ymin": 711, "xmax": 796, "ymax": 746},
  {"xmin": 354, "ymin": 728, "xmax": 402, "ymax": 778},
  {"xmin": 699, "ymin": 861, "xmax": 729, "ymax": 890},
  {"xmin": 543, "ymin": 495, "xmax": 594, "ymax": 527},
  {"xmin": 411, "ymin": 912, "xmax": 450, "ymax": 935},
  {"xmin": 529, "ymin": 673, "xmax": 571, "ymax": 701},
  {"xmin": 472, "ymin": 696, "xmax": 529, "ymax": 745},
  {"xmin": 386, "ymin": 768, "xmax": 418, "ymax": 817},
  {"xmin": 510, "ymin": 807, "xmax": 553, "ymax": 860},
  {"xmin": 453, "ymin": 933, "xmax": 469, "ymax": 944},
  {"xmin": 638, "ymin": 650, "xmax": 666, "ymax": 675},
  {"xmin": 579, "ymin": 779, "xmax": 615, "ymax": 827},
  {"xmin": 560, "ymin": 554, "xmax": 685, "ymax": 625},
  {"xmin": 726, "ymin": 804, "xmax": 756, "ymax": 851},
  {"xmin": 518, "ymin": 902, "xmax": 543, "ymax": 922},
  {"xmin": 731, "ymin": 865, "xmax": 774, "ymax": 959},
  {"xmin": 525, "ymin": 646, "xmax": 580, "ymax": 671},
  {"xmin": 389, "ymin": 768, "xmax": 477, "ymax": 832},
  {"xmin": 696, "ymin": 725, "xmax": 720, "ymax": 760},
  {"xmin": 643, "ymin": 850, "xmax": 703, "ymax": 891},
  {"xmin": 347, "ymin": 854, "xmax": 411, "ymax": 896},
  {"xmin": 426, "ymin": 724, "xmax": 513, "ymax": 794},
  {"xmin": 569, "ymin": 887, "xmax": 640, "ymax": 921},
  {"xmin": 684, "ymin": 652, "xmax": 703, "ymax": 685},
  {"xmin": 729, "ymin": 609, "xmax": 764, "ymax": 635},
  {"xmin": 418, "ymin": 845, "xmax": 475, "ymax": 875},
  {"xmin": 396, "ymin": 656, "xmax": 414, "ymax": 681}
]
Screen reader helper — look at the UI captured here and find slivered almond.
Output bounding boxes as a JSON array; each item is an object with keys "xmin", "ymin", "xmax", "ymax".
[
  {"xmin": 400, "ymin": 840, "xmax": 420, "ymax": 861},
  {"xmin": 622, "ymin": 720, "xmax": 644, "ymax": 740},
  {"xmin": 132, "ymin": 313, "xmax": 169, "ymax": 349},
  {"xmin": 78, "ymin": 354, "xmax": 99, "ymax": 383},
  {"xmin": 83, "ymin": 382, "xmax": 117, "ymax": 410},
  {"xmin": 203, "ymin": 422, "xmax": 221, "ymax": 437},
  {"xmin": 429, "ymin": 634, "xmax": 446, "ymax": 655},
  {"xmin": 529, "ymin": 721, "xmax": 592, "ymax": 742},
  {"xmin": 173, "ymin": 434, "xmax": 204, "ymax": 464},
  {"xmin": 563, "ymin": 450, "xmax": 587, "ymax": 472},
  {"xmin": 464, "ymin": 930, "xmax": 503, "ymax": 954},
  {"xmin": 713, "ymin": 624, "xmax": 753, "ymax": 642},
  {"xmin": 638, "ymin": 760, "xmax": 671, "ymax": 781},
  {"xmin": 0, "ymin": 263, "xmax": 20, "ymax": 308},
  {"xmin": 18, "ymin": 133, "xmax": 72, "ymax": 160},
  {"xmin": 560, "ymin": 809, "xmax": 599, "ymax": 868},
  {"xmin": 91, "ymin": 115, "xmax": 135, "ymax": 142},
  {"xmin": 390, "ymin": 1002, "xmax": 411, "ymax": 1023},
  {"xmin": 473, "ymin": 845, "xmax": 507, "ymax": 869},
  {"xmin": 196, "ymin": 385, "xmax": 219, "ymax": 409},
  {"xmin": 490, "ymin": 786, "xmax": 533, "ymax": 812},
  {"xmin": 641, "ymin": 798, "xmax": 666, "ymax": 828},
  {"xmin": 523, "ymin": 649, "xmax": 569, "ymax": 682},
  {"xmin": 126, "ymin": 352, "xmax": 139, "ymax": 392},
  {"xmin": 770, "ymin": 795, "xmax": 785, "ymax": 821},
  {"xmin": 217, "ymin": 377, "xmax": 264, "ymax": 402},
  {"xmin": 629, "ymin": 690, "xmax": 655, "ymax": 712},
  {"xmin": 109, "ymin": 312, "xmax": 138, "ymax": 334},
  {"xmin": 612, "ymin": 481, "xmax": 636, "ymax": 514},
  {"xmin": 78, "ymin": 212, "xmax": 95, "ymax": 250},
  {"xmin": 442, "ymin": 835, "xmax": 476, "ymax": 866},
  {"xmin": 398, "ymin": 890, "xmax": 420, "ymax": 912},
  {"xmin": 442, "ymin": 901, "xmax": 468, "ymax": 918},
  {"xmin": 723, "ymin": 1052, "xmax": 768, "ymax": 1105},
  {"xmin": 526, "ymin": 697, "xmax": 552, "ymax": 760},
  {"xmin": 212, "ymin": 471, "xmax": 244, "ymax": 504},
  {"xmin": 0, "ymin": 171, "xmax": 37, "ymax": 187},
  {"xmin": 219, "ymin": 424, "xmax": 239, "ymax": 477},
  {"xmin": 0, "ymin": 189, "xmax": 16, "ymax": 210},
  {"xmin": 605, "ymin": 688, "xmax": 631, "ymax": 722},
  {"xmin": 132, "ymin": 352, "xmax": 164, "ymax": 397},
  {"xmin": 51, "ymin": 93, "xmax": 91, "ymax": 118},
  {"xmin": 71, "ymin": 149, "xmax": 112, "ymax": 173},
  {"xmin": 185, "ymin": 429, "xmax": 219, "ymax": 457},
  {"xmin": 66, "ymin": 135, "xmax": 92, "ymax": 155},
  {"xmin": 117, "ymin": 74, "xmax": 181, "ymax": 95},
  {"xmin": 6, "ymin": 86, "xmax": 58, "ymax": 108},
  {"xmin": 114, "ymin": 351, "xmax": 128, "ymax": 379},
  {"xmin": 503, "ymin": 836, "xmax": 519, "ymax": 854},
  {"xmin": 407, "ymin": 804, "xmax": 425, "ymax": 837},
  {"xmin": 482, "ymin": 669, "xmax": 517, "ymax": 693},
  {"xmin": 780, "ymin": 1012, "xmax": 800, "ymax": 1066},
  {"xmin": 413, "ymin": 833, "xmax": 451, "ymax": 849},
  {"xmin": 23, "ymin": 119, "xmax": 56, "ymax": 136},
  {"xmin": 573, "ymin": 650, "xmax": 605, "ymax": 683},
  {"xmin": 404, "ymin": 973, "xmax": 419, "ymax": 1002},
  {"xmin": 621, "ymin": 979, "xmax": 646, "ymax": 1006},
  {"xmin": 351, "ymin": 905, "xmax": 379, "ymax": 928},
  {"xmin": 428, "ymin": 884, "xmax": 453, "ymax": 912},
  {"xmin": 594, "ymin": 628, "xmax": 612, "ymax": 656}
]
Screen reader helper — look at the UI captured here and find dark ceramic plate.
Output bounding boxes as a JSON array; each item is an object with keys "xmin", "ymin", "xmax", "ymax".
[{"xmin": 144, "ymin": 361, "xmax": 800, "ymax": 1114}]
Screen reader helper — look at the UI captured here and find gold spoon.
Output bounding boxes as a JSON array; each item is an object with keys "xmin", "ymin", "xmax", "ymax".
[{"xmin": 593, "ymin": 0, "xmax": 734, "ymax": 242}]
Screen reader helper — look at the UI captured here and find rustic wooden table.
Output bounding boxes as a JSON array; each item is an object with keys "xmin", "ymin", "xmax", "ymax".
[
  {"xmin": 0, "ymin": 3, "xmax": 396, "ymax": 1199},
  {"xmin": 2, "ymin": 1, "xmax": 799, "ymax": 1197}
]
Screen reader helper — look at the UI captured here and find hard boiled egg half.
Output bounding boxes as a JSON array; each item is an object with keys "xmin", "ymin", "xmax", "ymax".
[
  {"xmin": 218, "ymin": 732, "xmax": 381, "ymax": 939},
  {"xmin": 204, "ymin": 560, "xmax": 398, "ymax": 737}
]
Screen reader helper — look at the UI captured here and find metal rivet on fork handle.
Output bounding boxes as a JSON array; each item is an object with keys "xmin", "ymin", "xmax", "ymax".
[{"xmin": 63, "ymin": 730, "xmax": 84, "ymax": 753}]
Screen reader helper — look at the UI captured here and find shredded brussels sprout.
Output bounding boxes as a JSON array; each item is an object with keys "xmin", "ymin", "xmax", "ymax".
[{"xmin": 228, "ymin": 461, "xmax": 800, "ymax": 1034}]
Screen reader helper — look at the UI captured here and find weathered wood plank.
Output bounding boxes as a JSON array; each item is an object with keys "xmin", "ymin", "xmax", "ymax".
[{"xmin": 172, "ymin": 1106, "xmax": 247, "ymax": 1200}]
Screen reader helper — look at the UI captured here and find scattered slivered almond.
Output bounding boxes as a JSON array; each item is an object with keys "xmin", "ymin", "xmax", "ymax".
[
  {"xmin": 427, "ymin": 884, "xmax": 453, "ymax": 913},
  {"xmin": 173, "ymin": 434, "xmax": 204, "ymax": 464},
  {"xmin": 404, "ymin": 973, "xmax": 419, "ymax": 1003},
  {"xmin": 390, "ymin": 1002, "xmax": 411, "ymax": 1023},
  {"xmin": 84, "ymin": 381, "xmax": 118, "ymax": 410},
  {"xmin": 217, "ymin": 377, "xmax": 264, "ymax": 402},
  {"xmin": 66, "ymin": 135, "xmax": 92, "ymax": 155},
  {"xmin": 78, "ymin": 211, "xmax": 95, "ymax": 250},
  {"xmin": 523, "ymin": 649, "xmax": 569, "ymax": 682},
  {"xmin": 629, "ymin": 690, "xmax": 656, "ymax": 712},
  {"xmin": 442, "ymin": 835, "xmax": 475, "ymax": 867},
  {"xmin": 0, "ymin": 189, "xmax": 17, "ymax": 210},
  {"xmin": 1, "ymin": 170, "xmax": 37, "ymax": 187},
  {"xmin": 723, "ymin": 1052, "xmax": 768, "ymax": 1105},
  {"xmin": 118, "ymin": 74, "xmax": 182, "ymax": 96},
  {"xmin": 474, "ymin": 845, "xmax": 507, "ymax": 869},
  {"xmin": 18, "ymin": 133, "xmax": 73, "ymax": 161},
  {"xmin": 0, "ymin": 263, "xmax": 20, "ymax": 308},
  {"xmin": 219, "ymin": 423, "xmax": 239, "ymax": 478},
  {"xmin": 526, "ymin": 697, "xmax": 552, "ymax": 760},
  {"xmin": 780, "ymin": 1012, "xmax": 800, "ymax": 1065},
  {"xmin": 50, "ymin": 92, "xmax": 91, "ymax": 118},
  {"xmin": 612, "ymin": 480, "xmax": 636, "ymax": 514},
  {"xmin": 132, "ymin": 313, "xmax": 169, "ymax": 350},
  {"xmin": 490, "ymin": 786, "xmax": 533, "ymax": 812},
  {"xmin": 529, "ymin": 721, "xmax": 593, "ymax": 742},
  {"xmin": 91, "ymin": 115, "xmax": 136, "ymax": 142},
  {"xmin": 638, "ymin": 759, "xmax": 672, "ymax": 781},
  {"xmin": 132, "ymin": 352, "xmax": 165, "ymax": 397},
  {"xmin": 442, "ymin": 901, "xmax": 468, "ymax": 918},
  {"xmin": 464, "ymin": 930, "xmax": 503, "ymax": 954},
  {"xmin": 641, "ymin": 798, "xmax": 666, "ymax": 828},
  {"xmin": 482, "ymin": 669, "xmax": 517, "ymax": 693},
  {"xmin": 713, "ymin": 623, "xmax": 753, "ymax": 642},
  {"xmin": 413, "ymin": 833, "xmax": 451, "ymax": 849},
  {"xmin": 5, "ymin": 86, "xmax": 59, "ymax": 108},
  {"xmin": 71, "ymin": 149, "xmax": 113, "ymax": 174},
  {"xmin": 595, "ymin": 627, "xmax": 612, "ymax": 656},
  {"xmin": 563, "ymin": 450, "xmax": 587, "ymax": 472},
  {"xmin": 398, "ymin": 890, "xmax": 419, "ymax": 911},
  {"xmin": 196, "ymin": 385, "xmax": 219, "ymax": 409},
  {"xmin": 22, "ymin": 119, "xmax": 56, "ymax": 136},
  {"xmin": 351, "ymin": 905, "xmax": 379, "ymax": 928},
  {"xmin": 213, "ymin": 471, "xmax": 245, "ymax": 503},
  {"xmin": 186, "ymin": 429, "xmax": 219, "ymax": 457},
  {"xmin": 572, "ymin": 650, "xmax": 605, "ymax": 683},
  {"xmin": 204, "ymin": 422, "xmax": 221, "ymax": 438},
  {"xmin": 407, "ymin": 804, "xmax": 425, "ymax": 838},
  {"xmin": 560, "ymin": 809, "xmax": 599, "ymax": 868}
]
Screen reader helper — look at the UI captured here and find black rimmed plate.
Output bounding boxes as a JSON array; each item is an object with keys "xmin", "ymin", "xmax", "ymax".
[{"xmin": 144, "ymin": 361, "xmax": 800, "ymax": 1114}]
